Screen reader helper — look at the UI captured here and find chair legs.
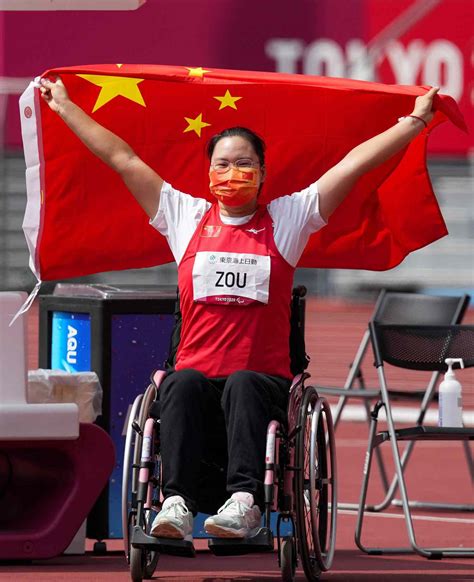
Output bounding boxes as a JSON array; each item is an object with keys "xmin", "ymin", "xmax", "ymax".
[
  {"xmin": 335, "ymin": 389, "xmax": 390, "ymax": 511},
  {"xmin": 332, "ymin": 331, "xmax": 391, "ymax": 510},
  {"xmin": 330, "ymin": 320, "xmax": 473, "ymax": 515},
  {"xmin": 463, "ymin": 439, "xmax": 474, "ymax": 484},
  {"xmin": 367, "ymin": 369, "xmax": 474, "ymax": 514},
  {"xmin": 331, "ymin": 331, "xmax": 371, "ymax": 432},
  {"xmin": 355, "ymin": 369, "xmax": 474, "ymax": 559},
  {"xmin": 388, "ymin": 438, "xmax": 474, "ymax": 512}
]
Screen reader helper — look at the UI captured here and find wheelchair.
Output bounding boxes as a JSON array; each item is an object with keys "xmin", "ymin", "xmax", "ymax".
[{"xmin": 121, "ymin": 288, "xmax": 338, "ymax": 582}]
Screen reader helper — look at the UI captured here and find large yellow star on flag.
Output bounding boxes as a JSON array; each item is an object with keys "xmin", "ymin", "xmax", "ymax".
[
  {"xmin": 183, "ymin": 113, "xmax": 211, "ymax": 137},
  {"xmin": 214, "ymin": 90, "xmax": 242, "ymax": 110},
  {"xmin": 186, "ymin": 67, "xmax": 210, "ymax": 78},
  {"xmin": 77, "ymin": 74, "xmax": 146, "ymax": 113}
]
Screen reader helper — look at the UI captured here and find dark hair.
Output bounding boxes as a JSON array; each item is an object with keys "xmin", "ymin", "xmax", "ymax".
[{"xmin": 206, "ymin": 127, "xmax": 266, "ymax": 166}]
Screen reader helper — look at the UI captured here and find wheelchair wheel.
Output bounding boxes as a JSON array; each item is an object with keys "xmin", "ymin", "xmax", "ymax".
[
  {"xmin": 129, "ymin": 505, "xmax": 160, "ymax": 581},
  {"xmin": 130, "ymin": 546, "xmax": 143, "ymax": 582},
  {"xmin": 294, "ymin": 387, "xmax": 337, "ymax": 581},
  {"xmin": 280, "ymin": 536, "xmax": 296, "ymax": 582},
  {"xmin": 310, "ymin": 397, "xmax": 337, "ymax": 571},
  {"xmin": 123, "ymin": 384, "xmax": 160, "ymax": 580},
  {"xmin": 122, "ymin": 392, "xmax": 143, "ymax": 563},
  {"xmin": 130, "ymin": 543, "xmax": 159, "ymax": 582}
]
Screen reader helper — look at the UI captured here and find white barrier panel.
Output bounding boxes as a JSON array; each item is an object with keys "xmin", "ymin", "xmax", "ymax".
[
  {"xmin": 0, "ymin": 292, "xmax": 28, "ymax": 405},
  {"xmin": 0, "ymin": 292, "xmax": 79, "ymax": 440}
]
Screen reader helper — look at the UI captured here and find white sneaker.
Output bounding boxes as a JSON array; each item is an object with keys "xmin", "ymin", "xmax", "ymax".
[
  {"xmin": 150, "ymin": 495, "xmax": 193, "ymax": 540},
  {"xmin": 204, "ymin": 493, "xmax": 262, "ymax": 538}
]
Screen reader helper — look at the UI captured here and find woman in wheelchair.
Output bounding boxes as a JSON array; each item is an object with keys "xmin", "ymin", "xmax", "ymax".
[{"xmin": 40, "ymin": 77, "xmax": 438, "ymax": 543}]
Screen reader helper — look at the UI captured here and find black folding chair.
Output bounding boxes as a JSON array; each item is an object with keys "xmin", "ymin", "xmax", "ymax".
[
  {"xmin": 355, "ymin": 324, "xmax": 474, "ymax": 558},
  {"xmin": 316, "ymin": 290, "xmax": 472, "ymax": 511}
]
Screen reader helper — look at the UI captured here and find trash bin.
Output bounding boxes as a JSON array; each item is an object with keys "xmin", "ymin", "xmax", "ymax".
[{"xmin": 38, "ymin": 284, "xmax": 176, "ymax": 540}]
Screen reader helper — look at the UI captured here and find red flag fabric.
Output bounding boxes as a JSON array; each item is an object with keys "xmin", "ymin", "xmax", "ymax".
[{"xmin": 19, "ymin": 64, "xmax": 466, "ymax": 282}]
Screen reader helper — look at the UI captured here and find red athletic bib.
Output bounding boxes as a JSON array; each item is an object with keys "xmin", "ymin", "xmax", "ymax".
[{"xmin": 176, "ymin": 204, "xmax": 295, "ymax": 378}]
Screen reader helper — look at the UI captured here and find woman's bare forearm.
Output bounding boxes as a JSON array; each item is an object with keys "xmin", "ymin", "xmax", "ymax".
[
  {"xmin": 317, "ymin": 87, "xmax": 439, "ymax": 221},
  {"xmin": 40, "ymin": 77, "xmax": 163, "ymax": 218},
  {"xmin": 57, "ymin": 99, "xmax": 135, "ymax": 173},
  {"xmin": 342, "ymin": 115, "xmax": 424, "ymax": 178}
]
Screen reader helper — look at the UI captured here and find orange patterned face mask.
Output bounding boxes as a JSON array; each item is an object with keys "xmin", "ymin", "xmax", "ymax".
[{"xmin": 209, "ymin": 167, "xmax": 260, "ymax": 207}]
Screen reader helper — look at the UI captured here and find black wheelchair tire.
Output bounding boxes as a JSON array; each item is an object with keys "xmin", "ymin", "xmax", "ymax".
[
  {"xmin": 144, "ymin": 553, "xmax": 160, "ymax": 579},
  {"xmin": 126, "ymin": 384, "xmax": 161, "ymax": 581},
  {"xmin": 123, "ymin": 393, "xmax": 143, "ymax": 563},
  {"xmin": 294, "ymin": 385, "xmax": 322, "ymax": 582},
  {"xmin": 129, "ymin": 515, "xmax": 160, "ymax": 581},
  {"xmin": 130, "ymin": 545, "xmax": 145, "ymax": 582},
  {"xmin": 142, "ymin": 509, "xmax": 160, "ymax": 579},
  {"xmin": 130, "ymin": 545, "xmax": 159, "ymax": 582},
  {"xmin": 280, "ymin": 536, "xmax": 296, "ymax": 582},
  {"xmin": 315, "ymin": 418, "xmax": 328, "ymax": 548},
  {"xmin": 310, "ymin": 397, "xmax": 337, "ymax": 572}
]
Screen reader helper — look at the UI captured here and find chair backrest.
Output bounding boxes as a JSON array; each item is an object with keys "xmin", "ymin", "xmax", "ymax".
[
  {"xmin": 370, "ymin": 323, "xmax": 474, "ymax": 372},
  {"xmin": 372, "ymin": 291, "xmax": 470, "ymax": 326},
  {"xmin": 289, "ymin": 285, "xmax": 310, "ymax": 375}
]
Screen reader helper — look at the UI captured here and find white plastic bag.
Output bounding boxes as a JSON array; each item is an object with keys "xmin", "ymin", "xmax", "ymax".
[{"xmin": 27, "ymin": 369, "xmax": 102, "ymax": 423}]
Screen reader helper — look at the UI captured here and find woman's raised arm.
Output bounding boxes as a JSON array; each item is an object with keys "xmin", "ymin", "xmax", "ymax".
[
  {"xmin": 316, "ymin": 87, "xmax": 439, "ymax": 222},
  {"xmin": 40, "ymin": 76, "xmax": 163, "ymax": 219}
]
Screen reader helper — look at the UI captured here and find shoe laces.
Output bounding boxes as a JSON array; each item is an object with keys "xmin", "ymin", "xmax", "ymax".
[
  {"xmin": 162, "ymin": 498, "xmax": 189, "ymax": 518},
  {"xmin": 217, "ymin": 498, "xmax": 249, "ymax": 517}
]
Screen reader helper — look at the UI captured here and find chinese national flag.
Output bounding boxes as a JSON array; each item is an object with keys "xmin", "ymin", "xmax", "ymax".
[{"xmin": 19, "ymin": 64, "xmax": 466, "ymax": 281}]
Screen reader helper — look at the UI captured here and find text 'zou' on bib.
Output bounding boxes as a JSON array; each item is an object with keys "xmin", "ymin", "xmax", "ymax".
[{"xmin": 192, "ymin": 251, "xmax": 271, "ymax": 306}]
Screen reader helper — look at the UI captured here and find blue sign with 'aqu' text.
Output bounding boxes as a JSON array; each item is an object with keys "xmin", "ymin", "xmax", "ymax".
[{"xmin": 51, "ymin": 311, "xmax": 91, "ymax": 372}]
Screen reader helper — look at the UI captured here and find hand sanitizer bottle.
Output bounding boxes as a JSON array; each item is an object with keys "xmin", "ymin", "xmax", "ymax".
[{"xmin": 438, "ymin": 358, "xmax": 464, "ymax": 428}]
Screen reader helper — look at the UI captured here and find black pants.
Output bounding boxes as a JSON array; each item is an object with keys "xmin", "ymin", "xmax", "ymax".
[{"xmin": 159, "ymin": 368, "xmax": 290, "ymax": 514}]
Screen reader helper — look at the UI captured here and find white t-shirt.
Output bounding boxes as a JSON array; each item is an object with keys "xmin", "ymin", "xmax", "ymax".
[{"xmin": 150, "ymin": 181, "xmax": 327, "ymax": 267}]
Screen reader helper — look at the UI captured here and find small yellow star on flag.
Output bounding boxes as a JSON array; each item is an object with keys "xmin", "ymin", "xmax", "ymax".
[
  {"xmin": 77, "ymin": 74, "xmax": 146, "ymax": 113},
  {"xmin": 183, "ymin": 113, "xmax": 211, "ymax": 137},
  {"xmin": 214, "ymin": 90, "xmax": 242, "ymax": 110},
  {"xmin": 186, "ymin": 67, "xmax": 210, "ymax": 78}
]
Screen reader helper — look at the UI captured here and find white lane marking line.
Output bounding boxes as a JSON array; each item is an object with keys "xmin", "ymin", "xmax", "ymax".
[
  {"xmin": 336, "ymin": 439, "xmax": 469, "ymax": 447},
  {"xmin": 333, "ymin": 404, "xmax": 474, "ymax": 426},
  {"xmin": 338, "ymin": 509, "xmax": 474, "ymax": 524}
]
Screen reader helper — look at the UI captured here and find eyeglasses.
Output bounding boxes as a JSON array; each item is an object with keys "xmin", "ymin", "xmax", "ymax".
[{"xmin": 210, "ymin": 158, "xmax": 260, "ymax": 173}]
